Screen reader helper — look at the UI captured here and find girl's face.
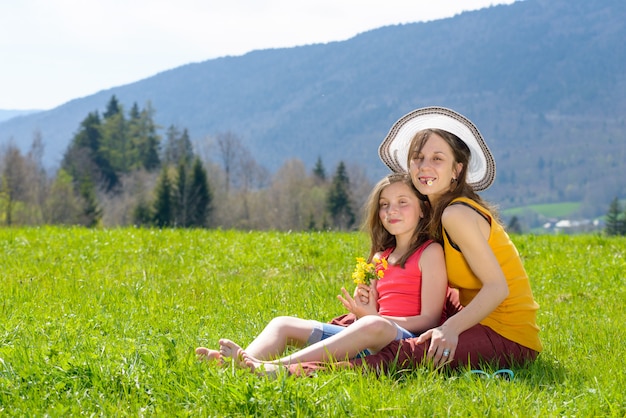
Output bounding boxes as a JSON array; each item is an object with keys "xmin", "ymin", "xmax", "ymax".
[
  {"xmin": 408, "ymin": 133, "xmax": 462, "ymax": 203},
  {"xmin": 378, "ymin": 181, "xmax": 422, "ymax": 239}
]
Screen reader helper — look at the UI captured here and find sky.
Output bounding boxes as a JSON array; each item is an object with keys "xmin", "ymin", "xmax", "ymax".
[{"xmin": 0, "ymin": 0, "xmax": 516, "ymax": 110}]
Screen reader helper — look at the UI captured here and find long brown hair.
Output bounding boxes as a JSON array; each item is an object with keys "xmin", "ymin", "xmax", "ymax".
[
  {"xmin": 407, "ymin": 129, "xmax": 497, "ymax": 243},
  {"xmin": 361, "ymin": 173, "xmax": 431, "ymax": 268}
]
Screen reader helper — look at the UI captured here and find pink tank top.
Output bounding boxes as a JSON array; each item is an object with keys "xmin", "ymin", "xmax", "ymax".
[{"xmin": 376, "ymin": 240, "xmax": 432, "ymax": 317}]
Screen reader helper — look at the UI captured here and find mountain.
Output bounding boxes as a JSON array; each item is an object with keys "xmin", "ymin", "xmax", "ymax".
[
  {"xmin": 1, "ymin": 0, "xmax": 624, "ymax": 217},
  {"xmin": 0, "ymin": 109, "xmax": 42, "ymax": 123}
]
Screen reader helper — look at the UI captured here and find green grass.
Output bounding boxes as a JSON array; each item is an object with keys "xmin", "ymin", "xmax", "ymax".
[
  {"xmin": 502, "ymin": 201, "xmax": 582, "ymax": 219},
  {"xmin": 1, "ymin": 227, "xmax": 625, "ymax": 416}
]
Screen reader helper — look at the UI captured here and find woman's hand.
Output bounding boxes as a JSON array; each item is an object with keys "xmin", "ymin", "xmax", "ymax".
[
  {"xmin": 338, "ymin": 284, "xmax": 378, "ymax": 318},
  {"xmin": 416, "ymin": 324, "xmax": 459, "ymax": 367}
]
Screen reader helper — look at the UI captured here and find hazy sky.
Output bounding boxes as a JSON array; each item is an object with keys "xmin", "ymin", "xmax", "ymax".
[{"xmin": 0, "ymin": 0, "xmax": 516, "ymax": 110}]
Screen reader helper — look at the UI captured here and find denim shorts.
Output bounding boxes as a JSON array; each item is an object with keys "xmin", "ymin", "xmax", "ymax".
[{"xmin": 307, "ymin": 320, "xmax": 416, "ymax": 357}]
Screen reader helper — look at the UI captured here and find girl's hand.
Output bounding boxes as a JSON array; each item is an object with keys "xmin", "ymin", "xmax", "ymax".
[
  {"xmin": 416, "ymin": 324, "xmax": 459, "ymax": 367},
  {"xmin": 357, "ymin": 281, "xmax": 379, "ymax": 305},
  {"xmin": 338, "ymin": 286, "xmax": 378, "ymax": 318},
  {"xmin": 354, "ymin": 283, "xmax": 375, "ymax": 304}
]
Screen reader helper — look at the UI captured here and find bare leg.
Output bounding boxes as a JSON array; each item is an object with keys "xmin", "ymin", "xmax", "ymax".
[
  {"xmin": 240, "ymin": 315, "xmax": 398, "ymax": 373},
  {"xmin": 240, "ymin": 316, "xmax": 318, "ymax": 360},
  {"xmin": 196, "ymin": 316, "xmax": 317, "ymax": 363}
]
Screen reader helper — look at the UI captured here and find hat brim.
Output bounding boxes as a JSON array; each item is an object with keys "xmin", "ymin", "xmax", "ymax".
[{"xmin": 378, "ymin": 106, "xmax": 496, "ymax": 191}]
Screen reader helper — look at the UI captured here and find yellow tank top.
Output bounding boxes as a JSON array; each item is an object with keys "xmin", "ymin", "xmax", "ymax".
[{"xmin": 443, "ymin": 197, "xmax": 542, "ymax": 352}]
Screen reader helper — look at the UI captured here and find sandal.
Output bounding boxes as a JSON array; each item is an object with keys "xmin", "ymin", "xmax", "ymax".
[{"xmin": 466, "ymin": 368, "xmax": 514, "ymax": 380}]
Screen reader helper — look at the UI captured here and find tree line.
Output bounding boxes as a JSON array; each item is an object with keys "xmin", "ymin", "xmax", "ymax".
[
  {"xmin": 0, "ymin": 96, "xmax": 369, "ymax": 230},
  {"xmin": 4, "ymin": 96, "xmax": 622, "ymax": 234}
]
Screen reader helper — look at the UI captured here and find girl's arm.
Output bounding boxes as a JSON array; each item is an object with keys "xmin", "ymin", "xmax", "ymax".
[
  {"xmin": 417, "ymin": 204, "xmax": 509, "ymax": 364},
  {"xmin": 380, "ymin": 242, "xmax": 448, "ymax": 334}
]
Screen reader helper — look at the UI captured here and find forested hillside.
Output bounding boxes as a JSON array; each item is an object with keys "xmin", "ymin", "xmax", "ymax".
[
  {"xmin": 0, "ymin": 96, "xmax": 368, "ymax": 230},
  {"xmin": 1, "ymin": 0, "xmax": 625, "ymax": 222}
]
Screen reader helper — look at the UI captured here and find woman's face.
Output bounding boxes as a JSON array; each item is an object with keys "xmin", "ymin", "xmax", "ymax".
[{"xmin": 408, "ymin": 133, "xmax": 462, "ymax": 203}]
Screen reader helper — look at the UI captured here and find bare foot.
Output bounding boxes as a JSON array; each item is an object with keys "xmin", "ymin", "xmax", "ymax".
[
  {"xmin": 218, "ymin": 339, "xmax": 244, "ymax": 358},
  {"xmin": 240, "ymin": 350, "xmax": 281, "ymax": 377},
  {"xmin": 195, "ymin": 347, "xmax": 222, "ymax": 363}
]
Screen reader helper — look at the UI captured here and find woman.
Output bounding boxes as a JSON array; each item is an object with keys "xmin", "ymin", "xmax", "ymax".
[{"xmin": 290, "ymin": 106, "xmax": 542, "ymax": 375}]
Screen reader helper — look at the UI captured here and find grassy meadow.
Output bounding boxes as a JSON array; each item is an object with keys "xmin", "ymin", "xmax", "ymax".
[
  {"xmin": 502, "ymin": 201, "xmax": 583, "ymax": 220},
  {"xmin": 0, "ymin": 227, "xmax": 625, "ymax": 416}
]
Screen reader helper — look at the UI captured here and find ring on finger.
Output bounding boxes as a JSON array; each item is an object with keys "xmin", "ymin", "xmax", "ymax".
[{"xmin": 442, "ymin": 349, "xmax": 450, "ymax": 357}]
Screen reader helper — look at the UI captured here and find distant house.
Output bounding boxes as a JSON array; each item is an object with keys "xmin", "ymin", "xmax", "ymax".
[{"xmin": 544, "ymin": 219, "xmax": 603, "ymax": 234}]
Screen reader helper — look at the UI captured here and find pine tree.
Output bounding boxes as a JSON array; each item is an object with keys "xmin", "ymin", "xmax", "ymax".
[
  {"xmin": 326, "ymin": 161, "xmax": 355, "ymax": 230},
  {"xmin": 137, "ymin": 104, "xmax": 161, "ymax": 171},
  {"xmin": 153, "ymin": 168, "xmax": 173, "ymax": 227},
  {"xmin": 312, "ymin": 156, "xmax": 326, "ymax": 184},
  {"xmin": 61, "ymin": 112, "xmax": 113, "ymax": 226},
  {"xmin": 132, "ymin": 199, "xmax": 153, "ymax": 227},
  {"xmin": 100, "ymin": 109, "xmax": 129, "ymax": 173},
  {"xmin": 605, "ymin": 197, "xmax": 625, "ymax": 236},
  {"xmin": 172, "ymin": 158, "xmax": 212, "ymax": 227},
  {"xmin": 103, "ymin": 95, "xmax": 121, "ymax": 119},
  {"xmin": 63, "ymin": 111, "xmax": 118, "ymax": 192},
  {"xmin": 188, "ymin": 158, "xmax": 212, "ymax": 227},
  {"xmin": 73, "ymin": 112, "xmax": 102, "ymax": 151},
  {"xmin": 163, "ymin": 126, "xmax": 193, "ymax": 166},
  {"xmin": 129, "ymin": 102, "xmax": 140, "ymax": 120},
  {"xmin": 77, "ymin": 177, "xmax": 101, "ymax": 227}
]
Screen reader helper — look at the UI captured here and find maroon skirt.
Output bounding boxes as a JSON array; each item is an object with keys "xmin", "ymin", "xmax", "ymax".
[{"xmin": 288, "ymin": 288, "xmax": 538, "ymax": 376}]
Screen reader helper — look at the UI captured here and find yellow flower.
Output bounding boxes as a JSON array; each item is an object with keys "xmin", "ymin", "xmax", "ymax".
[{"xmin": 352, "ymin": 256, "xmax": 387, "ymax": 285}]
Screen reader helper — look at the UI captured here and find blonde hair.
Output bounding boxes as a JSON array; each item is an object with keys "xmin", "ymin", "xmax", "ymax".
[{"xmin": 361, "ymin": 173, "xmax": 430, "ymax": 268}]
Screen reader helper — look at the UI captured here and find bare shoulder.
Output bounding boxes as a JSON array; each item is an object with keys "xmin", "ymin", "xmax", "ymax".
[
  {"xmin": 422, "ymin": 241, "xmax": 444, "ymax": 261},
  {"xmin": 441, "ymin": 202, "xmax": 481, "ymax": 229},
  {"xmin": 424, "ymin": 240, "xmax": 443, "ymax": 254},
  {"xmin": 419, "ymin": 241, "xmax": 446, "ymax": 276},
  {"xmin": 442, "ymin": 202, "xmax": 475, "ymax": 218},
  {"xmin": 442, "ymin": 201, "xmax": 490, "ymax": 245}
]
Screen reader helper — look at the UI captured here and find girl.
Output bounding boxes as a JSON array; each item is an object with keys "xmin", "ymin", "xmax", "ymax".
[
  {"xmin": 196, "ymin": 173, "xmax": 447, "ymax": 373},
  {"xmin": 291, "ymin": 106, "xmax": 542, "ymax": 375}
]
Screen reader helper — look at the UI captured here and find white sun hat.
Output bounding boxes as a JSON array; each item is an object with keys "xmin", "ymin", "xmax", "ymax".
[{"xmin": 378, "ymin": 106, "xmax": 496, "ymax": 191}]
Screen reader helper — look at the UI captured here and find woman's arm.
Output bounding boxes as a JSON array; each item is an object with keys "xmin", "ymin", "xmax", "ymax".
[
  {"xmin": 380, "ymin": 242, "xmax": 448, "ymax": 334},
  {"xmin": 440, "ymin": 204, "xmax": 509, "ymax": 333},
  {"xmin": 417, "ymin": 204, "xmax": 509, "ymax": 365}
]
